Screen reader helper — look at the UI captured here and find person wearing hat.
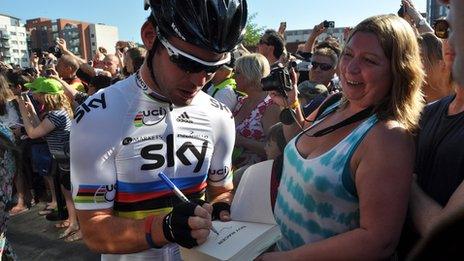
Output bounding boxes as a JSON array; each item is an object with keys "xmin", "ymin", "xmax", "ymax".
[{"xmin": 17, "ymin": 77, "xmax": 80, "ymax": 242}]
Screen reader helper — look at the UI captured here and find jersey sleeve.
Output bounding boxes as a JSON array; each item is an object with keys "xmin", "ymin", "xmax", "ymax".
[
  {"xmin": 212, "ymin": 87, "xmax": 239, "ymax": 112},
  {"xmin": 71, "ymin": 88, "xmax": 125, "ymax": 210},
  {"xmin": 207, "ymin": 98, "xmax": 235, "ymax": 187}
]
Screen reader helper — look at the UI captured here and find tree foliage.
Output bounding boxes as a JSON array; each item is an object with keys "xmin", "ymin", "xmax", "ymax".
[{"xmin": 243, "ymin": 13, "xmax": 265, "ymax": 47}]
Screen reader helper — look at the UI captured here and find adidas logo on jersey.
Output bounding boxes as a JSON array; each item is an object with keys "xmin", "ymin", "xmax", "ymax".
[{"xmin": 176, "ymin": 112, "xmax": 193, "ymax": 123}]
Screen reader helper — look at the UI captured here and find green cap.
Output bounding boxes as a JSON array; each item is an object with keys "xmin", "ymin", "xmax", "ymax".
[{"xmin": 24, "ymin": 77, "xmax": 64, "ymax": 94}]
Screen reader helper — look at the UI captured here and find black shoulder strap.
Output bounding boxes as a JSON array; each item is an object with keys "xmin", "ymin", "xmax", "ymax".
[{"xmin": 314, "ymin": 92, "xmax": 343, "ymax": 120}]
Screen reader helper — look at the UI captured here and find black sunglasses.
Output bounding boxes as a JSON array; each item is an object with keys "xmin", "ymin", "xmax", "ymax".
[
  {"xmin": 434, "ymin": 19, "xmax": 449, "ymax": 39},
  {"xmin": 158, "ymin": 35, "xmax": 230, "ymax": 74},
  {"xmin": 311, "ymin": 61, "xmax": 333, "ymax": 71}
]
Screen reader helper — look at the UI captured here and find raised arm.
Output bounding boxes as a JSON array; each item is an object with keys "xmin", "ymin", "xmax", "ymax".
[
  {"xmin": 402, "ymin": 0, "xmax": 434, "ymax": 34},
  {"xmin": 302, "ymin": 22, "xmax": 327, "ymax": 53},
  {"xmin": 56, "ymin": 38, "xmax": 96, "ymax": 77}
]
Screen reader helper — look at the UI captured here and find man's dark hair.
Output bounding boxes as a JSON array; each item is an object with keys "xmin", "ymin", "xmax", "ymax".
[
  {"xmin": 263, "ymin": 29, "xmax": 285, "ymax": 59},
  {"xmin": 315, "ymin": 39, "xmax": 342, "ymax": 58},
  {"xmin": 6, "ymin": 69, "xmax": 33, "ymax": 88},
  {"xmin": 90, "ymin": 75, "xmax": 112, "ymax": 91}
]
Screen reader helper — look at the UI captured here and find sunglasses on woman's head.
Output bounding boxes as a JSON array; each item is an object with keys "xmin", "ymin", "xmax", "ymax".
[
  {"xmin": 434, "ymin": 19, "xmax": 450, "ymax": 39},
  {"xmin": 310, "ymin": 61, "xmax": 333, "ymax": 71},
  {"xmin": 157, "ymin": 35, "xmax": 231, "ymax": 74}
]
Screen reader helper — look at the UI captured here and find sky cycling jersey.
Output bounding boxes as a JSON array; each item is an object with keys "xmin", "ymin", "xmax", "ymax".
[{"xmin": 70, "ymin": 72, "xmax": 235, "ymax": 260}]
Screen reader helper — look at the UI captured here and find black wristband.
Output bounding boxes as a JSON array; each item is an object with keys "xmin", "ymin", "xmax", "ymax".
[{"xmin": 211, "ymin": 202, "xmax": 231, "ymax": 220}]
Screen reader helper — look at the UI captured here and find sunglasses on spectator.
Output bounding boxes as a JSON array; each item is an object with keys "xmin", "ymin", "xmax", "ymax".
[
  {"xmin": 310, "ymin": 61, "xmax": 333, "ymax": 71},
  {"xmin": 434, "ymin": 19, "xmax": 449, "ymax": 39},
  {"xmin": 158, "ymin": 34, "xmax": 231, "ymax": 74}
]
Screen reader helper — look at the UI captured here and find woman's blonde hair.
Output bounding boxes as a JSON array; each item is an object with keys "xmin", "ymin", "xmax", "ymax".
[
  {"xmin": 40, "ymin": 92, "xmax": 74, "ymax": 118},
  {"xmin": 235, "ymin": 53, "xmax": 270, "ymax": 87},
  {"xmin": 345, "ymin": 14, "xmax": 425, "ymax": 132}
]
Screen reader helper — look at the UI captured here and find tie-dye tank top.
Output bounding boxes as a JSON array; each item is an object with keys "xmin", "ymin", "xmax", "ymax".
[{"xmin": 274, "ymin": 102, "xmax": 378, "ymax": 250}]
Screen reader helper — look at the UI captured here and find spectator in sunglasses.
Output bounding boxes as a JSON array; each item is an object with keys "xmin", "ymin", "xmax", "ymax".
[
  {"xmin": 257, "ymin": 29, "xmax": 286, "ymax": 67},
  {"xmin": 308, "ymin": 47, "xmax": 338, "ymax": 90},
  {"xmin": 297, "ymin": 47, "xmax": 340, "ymax": 117},
  {"xmin": 70, "ymin": 0, "xmax": 248, "ymax": 259}
]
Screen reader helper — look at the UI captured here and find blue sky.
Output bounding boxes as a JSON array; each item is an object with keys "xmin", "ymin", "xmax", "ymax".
[{"xmin": 1, "ymin": 0, "xmax": 427, "ymax": 43}]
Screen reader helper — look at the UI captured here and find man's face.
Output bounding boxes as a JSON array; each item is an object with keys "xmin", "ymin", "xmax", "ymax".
[
  {"xmin": 151, "ymin": 36, "xmax": 227, "ymax": 106},
  {"xmin": 103, "ymin": 55, "xmax": 120, "ymax": 77},
  {"xmin": 257, "ymin": 36, "xmax": 272, "ymax": 58},
  {"xmin": 309, "ymin": 54, "xmax": 336, "ymax": 86},
  {"xmin": 123, "ymin": 52, "xmax": 134, "ymax": 75},
  {"xmin": 448, "ymin": 0, "xmax": 464, "ymax": 85},
  {"xmin": 55, "ymin": 59, "xmax": 69, "ymax": 78}
]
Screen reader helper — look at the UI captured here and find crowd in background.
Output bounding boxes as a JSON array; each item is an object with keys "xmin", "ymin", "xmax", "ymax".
[{"xmin": 0, "ymin": 0, "xmax": 463, "ymax": 259}]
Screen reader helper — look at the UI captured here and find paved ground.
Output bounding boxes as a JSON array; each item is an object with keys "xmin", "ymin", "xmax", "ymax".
[{"xmin": 7, "ymin": 203, "xmax": 100, "ymax": 261}]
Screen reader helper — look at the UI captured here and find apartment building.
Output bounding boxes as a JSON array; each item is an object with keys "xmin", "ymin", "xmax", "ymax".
[
  {"xmin": 89, "ymin": 23, "xmax": 119, "ymax": 59},
  {"xmin": 0, "ymin": 13, "xmax": 29, "ymax": 68},
  {"xmin": 26, "ymin": 18, "xmax": 119, "ymax": 62}
]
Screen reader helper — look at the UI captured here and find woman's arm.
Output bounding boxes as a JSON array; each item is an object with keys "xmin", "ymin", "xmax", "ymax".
[
  {"xmin": 17, "ymin": 98, "xmax": 55, "ymax": 139},
  {"xmin": 258, "ymin": 122, "xmax": 414, "ymax": 261},
  {"xmin": 235, "ymin": 134, "xmax": 266, "ymax": 157}
]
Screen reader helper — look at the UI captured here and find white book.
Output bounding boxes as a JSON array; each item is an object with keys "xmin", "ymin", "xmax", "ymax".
[{"xmin": 180, "ymin": 160, "xmax": 281, "ymax": 261}]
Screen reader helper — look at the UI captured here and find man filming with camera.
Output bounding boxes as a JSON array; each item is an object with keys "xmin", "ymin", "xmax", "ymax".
[{"xmin": 70, "ymin": 0, "xmax": 247, "ymax": 260}]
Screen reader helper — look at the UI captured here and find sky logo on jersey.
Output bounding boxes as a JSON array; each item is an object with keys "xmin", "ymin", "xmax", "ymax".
[{"xmin": 133, "ymin": 108, "xmax": 167, "ymax": 127}]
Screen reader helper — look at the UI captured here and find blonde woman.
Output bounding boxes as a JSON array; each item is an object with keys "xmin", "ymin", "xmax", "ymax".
[
  {"xmin": 232, "ymin": 53, "xmax": 281, "ymax": 169},
  {"xmin": 17, "ymin": 77, "xmax": 80, "ymax": 241},
  {"xmin": 260, "ymin": 14, "xmax": 425, "ymax": 260}
]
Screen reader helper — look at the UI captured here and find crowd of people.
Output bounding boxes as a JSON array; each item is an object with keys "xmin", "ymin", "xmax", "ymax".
[{"xmin": 0, "ymin": 0, "xmax": 463, "ymax": 260}]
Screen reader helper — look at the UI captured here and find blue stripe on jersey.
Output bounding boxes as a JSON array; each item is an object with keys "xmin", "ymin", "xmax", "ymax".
[{"xmin": 116, "ymin": 174, "xmax": 207, "ymax": 193}]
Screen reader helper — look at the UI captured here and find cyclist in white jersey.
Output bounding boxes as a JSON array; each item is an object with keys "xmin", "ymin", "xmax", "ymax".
[{"xmin": 70, "ymin": 0, "xmax": 248, "ymax": 260}]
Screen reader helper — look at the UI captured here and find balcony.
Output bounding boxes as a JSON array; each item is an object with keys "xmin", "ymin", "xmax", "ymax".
[
  {"xmin": 0, "ymin": 42, "xmax": 10, "ymax": 49},
  {"xmin": 0, "ymin": 33, "xmax": 10, "ymax": 39},
  {"xmin": 1, "ymin": 51, "xmax": 11, "ymax": 58}
]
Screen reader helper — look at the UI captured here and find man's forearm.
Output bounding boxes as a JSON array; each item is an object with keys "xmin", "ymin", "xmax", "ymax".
[
  {"xmin": 207, "ymin": 183, "xmax": 234, "ymax": 204},
  {"xmin": 77, "ymin": 210, "xmax": 168, "ymax": 254},
  {"xmin": 409, "ymin": 181, "xmax": 443, "ymax": 236}
]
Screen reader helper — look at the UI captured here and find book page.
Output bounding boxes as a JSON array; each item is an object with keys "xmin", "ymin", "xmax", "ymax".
[
  {"xmin": 190, "ymin": 220, "xmax": 276, "ymax": 260},
  {"xmin": 231, "ymin": 160, "xmax": 276, "ymax": 224}
]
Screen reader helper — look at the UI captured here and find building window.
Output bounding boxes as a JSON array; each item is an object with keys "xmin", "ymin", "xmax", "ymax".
[
  {"xmin": 21, "ymin": 50, "xmax": 27, "ymax": 54},
  {"xmin": 13, "ymin": 49, "xmax": 19, "ymax": 53},
  {"xmin": 91, "ymin": 34, "xmax": 95, "ymax": 38},
  {"xmin": 11, "ymin": 40, "xmax": 18, "ymax": 44},
  {"xmin": 92, "ymin": 42, "xmax": 96, "ymax": 46},
  {"xmin": 52, "ymin": 25, "xmax": 58, "ymax": 32},
  {"xmin": 18, "ymin": 32, "xmax": 25, "ymax": 37},
  {"xmin": 10, "ymin": 32, "xmax": 17, "ymax": 36}
]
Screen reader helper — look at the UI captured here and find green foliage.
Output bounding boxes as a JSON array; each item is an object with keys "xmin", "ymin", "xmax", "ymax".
[{"xmin": 243, "ymin": 13, "xmax": 265, "ymax": 47}]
